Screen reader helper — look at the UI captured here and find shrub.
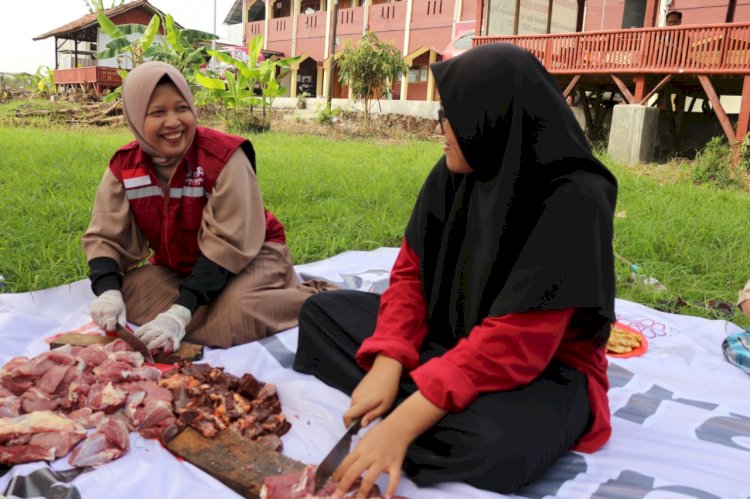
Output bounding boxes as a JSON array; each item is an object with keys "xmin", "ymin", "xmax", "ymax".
[
  {"xmin": 317, "ymin": 104, "xmax": 341, "ymax": 125},
  {"xmin": 226, "ymin": 112, "xmax": 269, "ymax": 134},
  {"xmin": 692, "ymin": 137, "xmax": 739, "ymax": 188}
]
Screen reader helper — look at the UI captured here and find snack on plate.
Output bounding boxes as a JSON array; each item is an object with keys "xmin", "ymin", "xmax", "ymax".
[{"xmin": 607, "ymin": 324, "xmax": 643, "ymax": 354}]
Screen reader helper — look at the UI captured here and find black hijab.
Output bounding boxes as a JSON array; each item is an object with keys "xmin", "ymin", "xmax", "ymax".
[{"xmin": 405, "ymin": 43, "xmax": 617, "ymax": 347}]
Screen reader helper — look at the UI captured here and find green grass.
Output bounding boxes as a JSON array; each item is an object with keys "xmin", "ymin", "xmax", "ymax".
[
  {"xmin": 1, "ymin": 124, "xmax": 749, "ymax": 327},
  {"xmin": 0, "ymin": 126, "xmax": 438, "ymax": 292}
]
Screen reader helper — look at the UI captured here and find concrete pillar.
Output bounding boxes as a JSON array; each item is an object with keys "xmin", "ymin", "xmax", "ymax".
[
  {"xmin": 607, "ymin": 104, "xmax": 659, "ymax": 166},
  {"xmin": 400, "ymin": 0, "xmax": 414, "ymax": 101},
  {"xmin": 242, "ymin": 0, "xmax": 248, "ymax": 44},
  {"xmin": 290, "ymin": 68, "xmax": 298, "ymax": 98},
  {"xmin": 425, "ymin": 50, "xmax": 437, "ymax": 102},
  {"xmin": 291, "ymin": 0, "xmax": 301, "ymax": 55},
  {"xmin": 316, "ymin": 67, "xmax": 324, "ymax": 97},
  {"xmin": 362, "ymin": 0, "xmax": 370, "ymax": 35},
  {"xmin": 264, "ymin": 0, "xmax": 272, "ymax": 50}
]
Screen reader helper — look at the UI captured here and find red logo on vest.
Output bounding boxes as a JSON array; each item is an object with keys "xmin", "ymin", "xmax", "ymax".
[{"xmin": 184, "ymin": 166, "xmax": 205, "ymax": 187}]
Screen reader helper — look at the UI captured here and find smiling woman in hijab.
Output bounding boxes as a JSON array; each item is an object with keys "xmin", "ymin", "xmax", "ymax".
[
  {"xmin": 83, "ymin": 61, "xmax": 330, "ymax": 354},
  {"xmin": 293, "ymin": 43, "xmax": 618, "ymax": 497}
]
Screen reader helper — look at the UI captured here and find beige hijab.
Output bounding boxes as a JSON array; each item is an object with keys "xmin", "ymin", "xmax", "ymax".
[{"xmin": 122, "ymin": 61, "xmax": 197, "ymax": 166}]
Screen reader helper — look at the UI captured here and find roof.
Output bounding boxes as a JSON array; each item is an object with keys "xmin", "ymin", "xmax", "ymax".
[
  {"xmin": 225, "ymin": 0, "xmax": 266, "ymax": 24},
  {"xmin": 404, "ymin": 45, "xmax": 443, "ymax": 64},
  {"xmin": 33, "ymin": 0, "xmax": 179, "ymax": 41},
  {"xmin": 224, "ymin": 0, "xmax": 244, "ymax": 25}
]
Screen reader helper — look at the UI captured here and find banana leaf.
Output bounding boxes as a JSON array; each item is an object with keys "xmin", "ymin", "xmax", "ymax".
[
  {"xmin": 111, "ymin": 23, "xmax": 147, "ymax": 35},
  {"xmin": 97, "ymin": 12, "xmax": 124, "ymax": 39},
  {"xmin": 140, "ymin": 15, "xmax": 161, "ymax": 53},
  {"xmin": 195, "ymin": 71, "xmax": 226, "ymax": 91}
]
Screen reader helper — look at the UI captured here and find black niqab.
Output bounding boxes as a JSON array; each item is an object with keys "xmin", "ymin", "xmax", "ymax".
[{"xmin": 405, "ymin": 43, "xmax": 617, "ymax": 347}]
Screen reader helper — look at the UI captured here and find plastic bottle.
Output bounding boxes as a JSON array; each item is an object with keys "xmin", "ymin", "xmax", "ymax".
[{"xmin": 630, "ymin": 264, "xmax": 667, "ymax": 291}]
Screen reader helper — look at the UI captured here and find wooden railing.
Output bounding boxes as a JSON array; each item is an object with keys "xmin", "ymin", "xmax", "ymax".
[
  {"xmin": 473, "ymin": 22, "xmax": 750, "ymax": 74},
  {"xmin": 53, "ymin": 66, "xmax": 122, "ymax": 86}
]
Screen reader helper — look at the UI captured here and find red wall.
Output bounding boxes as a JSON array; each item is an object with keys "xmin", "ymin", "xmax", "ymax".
[
  {"xmin": 584, "ymin": 0, "xmax": 750, "ymax": 31},
  {"xmin": 111, "ymin": 9, "xmax": 158, "ymax": 26},
  {"xmin": 668, "ymin": 0, "xmax": 750, "ymax": 24}
]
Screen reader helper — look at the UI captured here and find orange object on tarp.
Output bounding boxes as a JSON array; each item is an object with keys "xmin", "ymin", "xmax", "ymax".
[{"xmin": 607, "ymin": 322, "xmax": 649, "ymax": 358}]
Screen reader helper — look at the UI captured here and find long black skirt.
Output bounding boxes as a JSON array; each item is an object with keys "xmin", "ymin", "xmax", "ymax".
[{"xmin": 293, "ymin": 290, "xmax": 591, "ymax": 494}]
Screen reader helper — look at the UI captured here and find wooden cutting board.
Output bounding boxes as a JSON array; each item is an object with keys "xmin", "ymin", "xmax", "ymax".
[
  {"xmin": 49, "ymin": 333, "xmax": 204, "ymax": 364},
  {"xmin": 164, "ymin": 427, "xmax": 305, "ymax": 498}
]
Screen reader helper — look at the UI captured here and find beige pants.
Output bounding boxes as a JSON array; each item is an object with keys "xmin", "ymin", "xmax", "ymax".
[{"xmin": 121, "ymin": 242, "xmax": 334, "ymax": 348}]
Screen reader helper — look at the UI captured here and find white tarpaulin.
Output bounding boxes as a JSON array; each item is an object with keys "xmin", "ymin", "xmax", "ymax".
[{"xmin": 1, "ymin": 247, "xmax": 749, "ymax": 498}]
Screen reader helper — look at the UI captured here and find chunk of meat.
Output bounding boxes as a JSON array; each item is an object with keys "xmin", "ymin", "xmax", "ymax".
[
  {"xmin": 12, "ymin": 351, "xmax": 75, "ymax": 378},
  {"xmin": 107, "ymin": 351, "xmax": 144, "ymax": 368},
  {"xmin": 0, "ymin": 411, "xmax": 86, "ymax": 464},
  {"xmin": 123, "ymin": 391, "xmax": 147, "ymax": 428},
  {"xmin": 75, "ymin": 345, "xmax": 109, "ymax": 371},
  {"xmin": 28, "ymin": 430, "xmax": 86, "ymax": 458},
  {"xmin": 102, "ymin": 339, "xmax": 133, "ymax": 353},
  {"xmin": 260, "ymin": 465, "xmax": 402, "ymax": 499},
  {"xmin": 0, "ymin": 396, "xmax": 21, "ymax": 418},
  {"xmin": 69, "ymin": 407, "xmax": 107, "ymax": 429},
  {"xmin": 0, "ymin": 411, "xmax": 84, "ymax": 439},
  {"xmin": 122, "ymin": 366, "xmax": 161, "ymax": 382},
  {"xmin": 0, "ymin": 444, "xmax": 56, "ymax": 464},
  {"xmin": 93, "ymin": 359, "xmax": 133, "ymax": 384},
  {"xmin": 68, "ymin": 416, "xmax": 130, "ymax": 467},
  {"xmin": 20, "ymin": 387, "xmax": 59, "ymax": 413},
  {"xmin": 87, "ymin": 382, "xmax": 127, "ymax": 413}
]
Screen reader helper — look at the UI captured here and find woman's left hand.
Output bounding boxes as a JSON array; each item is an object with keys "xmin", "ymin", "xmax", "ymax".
[{"xmin": 331, "ymin": 416, "xmax": 409, "ymax": 499}]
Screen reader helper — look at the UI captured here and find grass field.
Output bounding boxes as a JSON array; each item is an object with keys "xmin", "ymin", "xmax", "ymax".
[{"xmin": 1, "ymin": 123, "xmax": 749, "ymax": 326}]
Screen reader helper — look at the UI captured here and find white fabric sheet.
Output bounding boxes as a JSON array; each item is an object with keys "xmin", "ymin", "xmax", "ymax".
[{"xmin": 1, "ymin": 247, "xmax": 749, "ymax": 498}]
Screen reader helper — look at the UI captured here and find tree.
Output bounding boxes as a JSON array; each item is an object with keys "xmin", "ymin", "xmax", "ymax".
[
  {"xmin": 84, "ymin": 0, "xmax": 124, "ymax": 14},
  {"xmin": 336, "ymin": 31, "xmax": 408, "ymax": 124}
]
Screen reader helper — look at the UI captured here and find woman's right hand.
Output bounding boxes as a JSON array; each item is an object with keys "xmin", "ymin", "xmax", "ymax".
[
  {"xmin": 90, "ymin": 290, "xmax": 127, "ymax": 331},
  {"xmin": 344, "ymin": 355, "xmax": 403, "ymax": 427}
]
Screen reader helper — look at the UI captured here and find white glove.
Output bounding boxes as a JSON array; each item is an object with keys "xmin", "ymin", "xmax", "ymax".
[
  {"xmin": 90, "ymin": 290, "xmax": 126, "ymax": 331},
  {"xmin": 135, "ymin": 304, "xmax": 192, "ymax": 354}
]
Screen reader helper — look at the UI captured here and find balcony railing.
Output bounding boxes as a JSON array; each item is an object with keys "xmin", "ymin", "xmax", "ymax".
[
  {"xmin": 53, "ymin": 66, "xmax": 121, "ymax": 86},
  {"xmin": 474, "ymin": 22, "xmax": 750, "ymax": 74}
]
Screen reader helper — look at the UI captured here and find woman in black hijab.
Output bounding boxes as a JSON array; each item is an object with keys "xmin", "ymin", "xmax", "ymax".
[{"xmin": 294, "ymin": 43, "xmax": 617, "ymax": 497}]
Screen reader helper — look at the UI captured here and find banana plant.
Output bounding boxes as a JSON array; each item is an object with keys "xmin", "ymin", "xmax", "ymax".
[
  {"xmin": 33, "ymin": 65, "xmax": 56, "ymax": 98},
  {"xmin": 196, "ymin": 35, "xmax": 299, "ymax": 122},
  {"xmin": 94, "ymin": 12, "xmax": 160, "ymax": 68},
  {"xmin": 143, "ymin": 14, "xmax": 218, "ymax": 79},
  {"xmin": 95, "ymin": 12, "xmax": 160, "ymax": 102}
]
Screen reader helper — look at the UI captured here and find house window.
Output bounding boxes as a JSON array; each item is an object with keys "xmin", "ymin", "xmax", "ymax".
[
  {"xmin": 487, "ymin": 0, "xmax": 578, "ymax": 36},
  {"xmin": 408, "ymin": 66, "xmax": 428, "ymax": 83}
]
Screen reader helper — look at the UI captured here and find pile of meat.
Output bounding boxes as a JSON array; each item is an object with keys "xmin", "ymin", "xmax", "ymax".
[
  {"xmin": 159, "ymin": 363, "xmax": 290, "ymax": 450},
  {"xmin": 261, "ymin": 465, "xmax": 407, "ymax": 499},
  {"xmin": 0, "ymin": 340, "xmax": 175, "ymax": 466}
]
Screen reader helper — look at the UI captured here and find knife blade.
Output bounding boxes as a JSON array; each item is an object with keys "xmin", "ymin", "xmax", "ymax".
[
  {"xmin": 115, "ymin": 323, "xmax": 155, "ymax": 364},
  {"xmin": 313, "ymin": 416, "xmax": 362, "ymax": 493}
]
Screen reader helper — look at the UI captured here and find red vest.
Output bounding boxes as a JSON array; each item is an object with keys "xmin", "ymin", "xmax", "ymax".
[{"xmin": 109, "ymin": 126, "xmax": 286, "ymax": 274}]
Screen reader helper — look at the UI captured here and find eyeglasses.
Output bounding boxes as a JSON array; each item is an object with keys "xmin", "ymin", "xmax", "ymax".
[{"xmin": 437, "ymin": 107, "xmax": 446, "ymax": 134}]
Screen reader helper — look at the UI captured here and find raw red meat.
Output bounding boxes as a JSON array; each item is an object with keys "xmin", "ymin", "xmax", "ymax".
[
  {"xmin": 0, "ymin": 411, "xmax": 86, "ymax": 465},
  {"xmin": 0, "ymin": 396, "xmax": 21, "ymax": 418},
  {"xmin": 68, "ymin": 415, "xmax": 130, "ymax": 467},
  {"xmin": 1, "ymin": 340, "xmax": 174, "ymax": 467},
  {"xmin": 261, "ymin": 465, "xmax": 406, "ymax": 499}
]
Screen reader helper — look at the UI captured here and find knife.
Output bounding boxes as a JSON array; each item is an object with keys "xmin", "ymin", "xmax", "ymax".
[
  {"xmin": 313, "ymin": 416, "xmax": 362, "ymax": 493},
  {"xmin": 115, "ymin": 323, "xmax": 155, "ymax": 364}
]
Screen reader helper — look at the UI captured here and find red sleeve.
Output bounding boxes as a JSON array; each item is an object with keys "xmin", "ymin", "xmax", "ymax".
[
  {"xmin": 410, "ymin": 308, "xmax": 575, "ymax": 412},
  {"xmin": 355, "ymin": 239, "xmax": 428, "ymax": 371}
]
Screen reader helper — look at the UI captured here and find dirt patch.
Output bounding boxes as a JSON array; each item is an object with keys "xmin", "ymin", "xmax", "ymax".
[{"xmin": 269, "ymin": 108, "xmax": 441, "ymax": 144}]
